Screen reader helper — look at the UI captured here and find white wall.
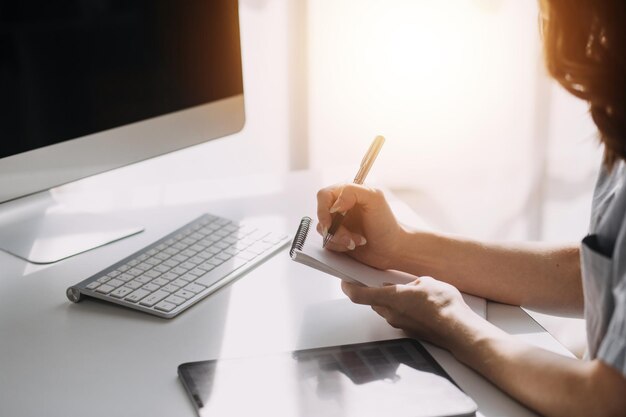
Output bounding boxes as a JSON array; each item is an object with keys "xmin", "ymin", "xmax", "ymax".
[
  {"xmin": 71, "ymin": 0, "xmax": 601, "ymax": 244},
  {"xmin": 306, "ymin": 0, "xmax": 601, "ymax": 243}
]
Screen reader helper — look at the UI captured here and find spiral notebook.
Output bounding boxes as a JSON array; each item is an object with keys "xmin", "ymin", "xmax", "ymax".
[{"xmin": 290, "ymin": 217, "xmax": 487, "ymax": 318}]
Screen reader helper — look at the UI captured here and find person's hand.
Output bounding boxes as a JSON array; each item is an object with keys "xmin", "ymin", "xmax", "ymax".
[
  {"xmin": 317, "ymin": 184, "xmax": 406, "ymax": 270},
  {"xmin": 341, "ymin": 276, "xmax": 482, "ymax": 349}
]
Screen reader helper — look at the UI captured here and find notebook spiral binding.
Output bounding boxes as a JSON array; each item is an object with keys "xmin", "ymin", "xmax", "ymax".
[{"xmin": 290, "ymin": 216, "xmax": 311, "ymax": 258}]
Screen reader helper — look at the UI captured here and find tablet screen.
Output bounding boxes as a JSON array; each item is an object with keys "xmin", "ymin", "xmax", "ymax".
[{"xmin": 178, "ymin": 338, "xmax": 477, "ymax": 417}]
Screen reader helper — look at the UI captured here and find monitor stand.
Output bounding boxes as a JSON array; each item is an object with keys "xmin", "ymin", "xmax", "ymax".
[{"xmin": 0, "ymin": 190, "xmax": 143, "ymax": 264}]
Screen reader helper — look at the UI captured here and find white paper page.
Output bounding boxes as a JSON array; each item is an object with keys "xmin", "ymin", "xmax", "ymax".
[{"xmin": 298, "ymin": 232, "xmax": 487, "ymax": 318}]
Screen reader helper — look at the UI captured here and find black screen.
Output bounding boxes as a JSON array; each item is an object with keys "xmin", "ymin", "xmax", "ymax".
[{"xmin": 0, "ymin": 0, "xmax": 243, "ymax": 159}]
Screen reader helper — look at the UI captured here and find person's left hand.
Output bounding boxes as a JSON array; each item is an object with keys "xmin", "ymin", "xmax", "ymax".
[{"xmin": 341, "ymin": 276, "xmax": 482, "ymax": 349}]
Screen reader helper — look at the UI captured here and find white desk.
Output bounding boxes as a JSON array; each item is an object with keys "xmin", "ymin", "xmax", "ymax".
[{"xmin": 0, "ymin": 170, "xmax": 573, "ymax": 417}]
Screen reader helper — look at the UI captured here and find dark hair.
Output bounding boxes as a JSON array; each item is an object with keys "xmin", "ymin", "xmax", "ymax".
[{"xmin": 542, "ymin": 1, "xmax": 626, "ymax": 167}]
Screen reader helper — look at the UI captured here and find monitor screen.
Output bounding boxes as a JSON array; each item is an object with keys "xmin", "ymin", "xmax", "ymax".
[
  {"xmin": 0, "ymin": 0, "xmax": 244, "ymax": 159},
  {"xmin": 0, "ymin": 0, "xmax": 245, "ymax": 263}
]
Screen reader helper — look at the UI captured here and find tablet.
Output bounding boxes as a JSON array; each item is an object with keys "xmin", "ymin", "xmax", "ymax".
[{"xmin": 178, "ymin": 338, "xmax": 477, "ymax": 417}]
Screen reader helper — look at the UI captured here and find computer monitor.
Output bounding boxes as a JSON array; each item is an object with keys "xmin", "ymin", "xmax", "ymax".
[{"xmin": 0, "ymin": 0, "xmax": 245, "ymax": 263}]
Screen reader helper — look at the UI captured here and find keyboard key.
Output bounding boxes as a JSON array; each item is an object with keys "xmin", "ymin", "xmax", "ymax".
[
  {"xmin": 224, "ymin": 247, "xmax": 241, "ymax": 256},
  {"xmin": 154, "ymin": 252, "xmax": 170, "ymax": 261},
  {"xmin": 174, "ymin": 289, "xmax": 195, "ymax": 300},
  {"xmin": 215, "ymin": 252, "xmax": 232, "ymax": 261},
  {"xmin": 125, "ymin": 280, "xmax": 143, "ymax": 290},
  {"xmin": 160, "ymin": 272, "xmax": 178, "ymax": 281},
  {"xmin": 127, "ymin": 268, "xmax": 143, "ymax": 277},
  {"xmin": 136, "ymin": 262, "xmax": 152, "ymax": 271},
  {"xmin": 96, "ymin": 276, "xmax": 111, "ymax": 284},
  {"xmin": 107, "ymin": 270, "xmax": 121, "ymax": 278},
  {"xmin": 172, "ymin": 243, "xmax": 187, "ymax": 251},
  {"xmin": 86, "ymin": 281, "xmax": 100, "ymax": 290},
  {"xmin": 170, "ymin": 267, "xmax": 188, "ymax": 275},
  {"xmin": 162, "ymin": 259, "xmax": 179, "ymax": 268},
  {"xmin": 181, "ymin": 238, "xmax": 196, "ymax": 246},
  {"xmin": 125, "ymin": 289, "xmax": 151, "ymax": 303},
  {"xmin": 198, "ymin": 260, "xmax": 217, "ymax": 270},
  {"xmin": 207, "ymin": 246, "xmax": 221, "ymax": 254},
  {"xmin": 145, "ymin": 257, "xmax": 161, "ymax": 266},
  {"xmin": 107, "ymin": 279, "xmax": 124, "ymax": 288},
  {"xmin": 190, "ymin": 244, "xmax": 206, "ymax": 252},
  {"xmin": 179, "ymin": 273, "xmax": 198, "ymax": 282},
  {"xmin": 110, "ymin": 287, "xmax": 133, "ymax": 298},
  {"xmin": 96, "ymin": 284, "xmax": 115, "ymax": 294},
  {"xmin": 214, "ymin": 229, "xmax": 229, "ymax": 238},
  {"xmin": 207, "ymin": 257, "xmax": 224, "ymax": 266},
  {"xmin": 189, "ymin": 250, "xmax": 213, "ymax": 264},
  {"xmin": 207, "ymin": 223, "xmax": 220, "ymax": 231},
  {"xmin": 188, "ymin": 267, "xmax": 207, "ymax": 276},
  {"xmin": 180, "ymin": 249, "xmax": 197, "ymax": 258},
  {"xmin": 135, "ymin": 275, "xmax": 152, "ymax": 284},
  {"xmin": 139, "ymin": 290, "xmax": 170, "ymax": 307},
  {"xmin": 154, "ymin": 265, "xmax": 171, "ymax": 274},
  {"xmin": 184, "ymin": 283, "xmax": 206, "ymax": 294},
  {"xmin": 142, "ymin": 283, "xmax": 160, "ymax": 292},
  {"xmin": 155, "ymin": 301, "xmax": 176, "ymax": 312},
  {"xmin": 190, "ymin": 232, "xmax": 205, "ymax": 240},
  {"xmin": 165, "ymin": 295, "xmax": 186, "ymax": 305},
  {"xmin": 181, "ymin": 260, "xmax": 200, "ymax": 269},
  {"xmin": 195, "ymin": 258, "xmax": 247, "ymax": 288},
  {"xmin": 144, "ymin": 269, "xmax": 161, "ymax": 279},
  {"xmin": 172, "ymin": 254, "xmax": 188, "ymax": 263},
  {"xmin": 117, "ymin": 273, "xmax": 134, "ymax": 282},
  {"xmin": 214, "ymin": 241, "xmax": 229, "ymax": 249},
  {"xmin": 152, "ymin": 277, "xmax": 169, "ymax": 286},
  {"xmin": 170, "ymin": 278, "xmax": 189, "ymax": 287},
  {"xmin": 161, "ymin": 284, "xmax": 180, "ymax": 293}
]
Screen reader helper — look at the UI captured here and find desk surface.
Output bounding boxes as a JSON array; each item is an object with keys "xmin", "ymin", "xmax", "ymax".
[{"xmin": 0, "ymin": 169, "xmax": 572, "ymax": 417}]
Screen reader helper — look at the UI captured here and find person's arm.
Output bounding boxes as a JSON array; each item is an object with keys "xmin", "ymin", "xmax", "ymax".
[
  {"xmin": 342, "ymin": 279, "xmax": 626, "ymax": 417},
  {"xmin": 397, "ymin": 231, "xmax": 583, "ymax": 315},
  {"xmin": 316, "ymin": 183, "xmax": 583, "ymax": 315},
  {"xmin": 452, "ymin": 318, "xmax": 626, "ymax": 417}
]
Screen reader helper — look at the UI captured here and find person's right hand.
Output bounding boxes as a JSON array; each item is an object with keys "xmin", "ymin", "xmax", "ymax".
[{"xmin": 316, "ymin": 184, "xmax": 406, "ymax": 271}]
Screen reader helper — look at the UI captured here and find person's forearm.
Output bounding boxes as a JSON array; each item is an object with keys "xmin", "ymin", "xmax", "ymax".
[
  {"xmin": 395, "ymin": 230, "xmax": 583, "ymax": 314},
  {"xmin": 448, "ymin": 317, "xmax": 626, "ymax": 417}
]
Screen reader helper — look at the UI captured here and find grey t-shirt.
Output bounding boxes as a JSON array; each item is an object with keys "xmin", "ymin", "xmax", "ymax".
[{"xmin": 582, "ymin": 160, "xmax": 626, "ymax": 377}]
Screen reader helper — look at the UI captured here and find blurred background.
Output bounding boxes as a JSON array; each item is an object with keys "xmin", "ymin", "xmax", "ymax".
[
  {"xmin": 252, "ymin": 0, "xmax": 596, "ymax": 355},
  {"xmin": 82, "ymin": 0, "xmax": 598, "ymax": 355}
]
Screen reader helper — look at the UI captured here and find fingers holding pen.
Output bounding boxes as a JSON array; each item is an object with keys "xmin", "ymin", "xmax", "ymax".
[
  {"xmin": 316, "ymin": 185, "xmax": 342, "ymax": 234},
  {"xmin": 316, "ymin": 183, "xmax": 375, "ymax": 228},
  {"xmin": 316, "ymin": 183, "xmax": 381, "ymax": 249},
  {"xmin": 315, "ymin": 222, "xmax": 366, "ymax": 251}
]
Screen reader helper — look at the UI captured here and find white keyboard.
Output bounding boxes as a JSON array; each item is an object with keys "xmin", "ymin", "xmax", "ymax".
[{"xmin": 66, "ymin": 214, "xmax": 289, "ymax": 318}]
